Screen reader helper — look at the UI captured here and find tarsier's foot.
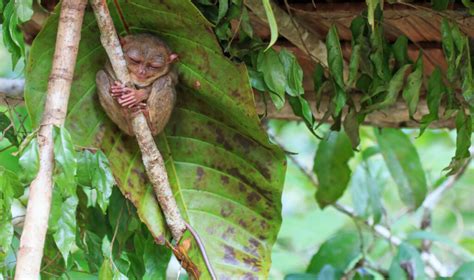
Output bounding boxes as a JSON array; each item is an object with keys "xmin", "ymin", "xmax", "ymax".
[{"xmin": 111, "ymin": 81, "xmax": 147, "ymax": 108}]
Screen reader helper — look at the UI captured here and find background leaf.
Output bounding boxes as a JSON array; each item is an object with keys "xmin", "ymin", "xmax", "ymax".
[
  {"xmin": 389, "ymin": 243, "xmax": 426, "ymax": 280},
  {"xmin": 375, "ymin": 128, "xmax": 427, "ymax": 209},
  {"xmin": 314, "ymin": 131, "xmax": 354, "ymax": 208},
  {"xmin": 306, "ymin": 232, "xmax": 362, "ymax": 277}
]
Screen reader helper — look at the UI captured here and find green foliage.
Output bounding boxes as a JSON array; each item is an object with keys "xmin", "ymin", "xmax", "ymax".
[
  {"xmin": 326, "ymin": 25, "xmax": 346, "ymax": 116},
  {"xmin": 314, "ymin": 131, "xmax": 354, "ymax": 208},
  {"xmin": 375, "ymin": 128, "xmax": 427, "ymax": 209},
  {"xmin": 306, "ymin": 232, "xmax": 362, "ymax": 277},
  {"xmin": 1, "ymin": 0, "xmax": 32, "ymax": 69},
  {"xmin": 389, "ymin": 243, "xmax": 426, "ymax": 280},
  {"xmin": 262, "ymin": 0, "xmax": 278, "ymax": 50}
]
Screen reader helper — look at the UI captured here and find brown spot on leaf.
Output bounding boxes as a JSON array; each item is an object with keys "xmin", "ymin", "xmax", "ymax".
[
  {"xmin": 196, "ymin": 167, "xmax": 204, "ymax": 182},
  {"xmin": 194, "ymin": 80, "xmax": 201, "ymax": 89},
  {"xmin": 220, "ymin": 204, "xmax": 234, "ymax": 217},
  {"xmin": 242, "ymin": 256, "xmax": 261, "ymax": 272},
  {"xmin": 246, "ymin": 192, "xmax": 261, "ymax": 205},
  {"xmin": 220, "ymin": 175, "xmax": 230, "ymax": 185},
  {"xmin": 223, "ymin": 245, "xmax": 239, "ymax": 265},
  {"xmin": 215, "ymin": 127, "xmax": 232, "ymax": 150}
]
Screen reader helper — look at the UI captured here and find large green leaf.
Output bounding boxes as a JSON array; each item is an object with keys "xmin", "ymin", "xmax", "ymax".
[
  {"xmin": 24, "ymin": 1, "xmax": 285, "ymax": 277},
  {"xmin": 452, "ymin": 261, "xmax": 474, "ymax": 280},
  {"xmin": 313, "ymin": 131, "xmax": 354, "ymax": 208},
  {"xmin": 375, "ymin": 129, "xmax": 427, "ymax": 209}
]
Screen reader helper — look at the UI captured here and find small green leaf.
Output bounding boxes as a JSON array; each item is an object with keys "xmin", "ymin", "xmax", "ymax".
[
  {"xmin": 392, "ymin": 35, "xmax": 410, "ymax": 66},
  {"xmin": 343, "ymin": 108, "xmax": 362, "ymax": 149},
  {"xmin": 262, "ymin": 0, "xmax": 278, "ymax": 50},
  {"xmin": 419, "ymin": 67, "xmax": 445, "ymax": 136},
  {"xmin": 445, "ymin": 110, "xmax": 472, "ymax": 175},
  {"xmin": 18, "ymin": 137, "xmax": 39, "ymax": 184},
  {"xmin": 2, "ymin": 1, "xmax": 23, "ymax": 68},
  {"xmin": 347, "ymin": 44, "xmax": 362, "ymax": 87},
  {"xmin": 14, "ymin": 0, "xmax": 33, "ymax": 22},
  {"xmin": 389, "ymin": 243, "xmax": 427, "ymax": 280},
  {"xmin": 257, "ymin": 49, "xmax": 287, "ymax": 109},
  {"xmin": 0, "ymin": 112, "xmax": 19, "ymax": 146},
  {"xmin": 216, "ymin": 0, "xmax": 228, "ymax": 23},
  {"xmin": 375, "ymin": 128, "xmax": 427, "ymax": 209},
  {"xmin": 441, "ymin": 19, "xmax": 456, "ymax": 82},
  {"xmin": 402, "ymin": 52, "xmax": 424, "ymax": 118},
  {"xmin": 366, "ymin": 0, "xmax": 379, "ymax": 31},
  {"xmin": 363, "ymin": 64, "xmax": 410, "ymax": 113},
  {"xmin": 53, "ymin": 126, "xmax": 77, "ymax": 196},
  {"xmin": 452, "ymin": 261, "xmax": 474, "ymax": 280},
  {"xmin": 53, "ymin": 195, "xmax": 79, "ymax": 263},
  {"xmin": 279, "ymin": 49, "xmax": 304, "ymax": 96},
  {"xmin": 93, "ymin": 151, "xmax": 115, "ymax": 213},
  {"xmin": 306, "ymin": 232, "xmax": 362, "ymax": 276},
  {"xmin": 326, "ymin": 25, "xmax": 345, "ymax": 90},
  {"xmin": 289, "ymin": 96, "xmax": 320, "ymax": 138},
  {"xmin": 314, "ymin": 131, "xmax": 354, "ymax": 207},
  {"xmin": 285, "ymin": 273, "xmax": 319, "ymax": 280}
]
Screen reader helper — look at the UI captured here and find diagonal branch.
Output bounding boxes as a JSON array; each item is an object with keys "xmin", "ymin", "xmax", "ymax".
[
  {"xmin": 89, "ymin": 0, "xmax": 186, "ymax": 242},
  {"xmin": 14, "ymin": 1, "xmax": 88, "ymax": 278}
]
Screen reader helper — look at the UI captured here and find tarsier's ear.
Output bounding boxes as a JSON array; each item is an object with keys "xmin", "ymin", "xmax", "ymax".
[{"xmin": 169, "ymin": 53, "xmax": 178, "ymax": 63}]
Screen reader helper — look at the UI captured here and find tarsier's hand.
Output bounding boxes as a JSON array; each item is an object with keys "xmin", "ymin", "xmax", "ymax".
[{"xmin": 110, "ymin": 81, "xmax": 147, "ymax": 108}]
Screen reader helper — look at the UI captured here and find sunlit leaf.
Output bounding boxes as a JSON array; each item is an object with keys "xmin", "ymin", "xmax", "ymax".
[
  {"xmin": 262, "ymin": 0, "xmax": 278, "ymax": 50},
  {"xmin": 314, "ymin": 131, "xmax": 354, "ymax": 207},
  {"xmin": 93, "ymin": 151, "xmax": 115, "ymax": 213},
  {"xmin": 216, "ymin": 0, "xmax": 228, "ymax": 23},
  {"xmin": 53, "ymin": 195, "xmax": 79, "ymax": 263},
  {"xmin": 366, "ymin": 0, "xmax": 379, "ymax": 31},
  {"xmin": 53, "ymin": 126, "xmax": 77, "ymax": 196},
  {"xmin": 18, "ymin": 137, "xmax": 39, "ymax": 184},
  {"xmin": 14, "ymin": 0, "xmax": 33, "ymax": 22},
  {"xmin": 375, "ymin": 129, "xmax": 427, "ymax": 209}
]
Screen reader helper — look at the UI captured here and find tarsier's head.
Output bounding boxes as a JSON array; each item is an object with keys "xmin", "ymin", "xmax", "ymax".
[{"xmin": 121, "ymin": 34, "xmax": 178, "ymax": 87}]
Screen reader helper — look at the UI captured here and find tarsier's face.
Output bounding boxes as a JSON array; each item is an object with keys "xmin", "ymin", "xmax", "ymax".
[{"xmin": 122, "ymin": 34, "xmax": 174, "ymax": 87}]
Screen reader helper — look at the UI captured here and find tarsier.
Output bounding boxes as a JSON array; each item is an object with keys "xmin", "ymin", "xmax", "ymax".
[
  {"xmin": 96, "ymin": 34, "xmax": 217, "ymax": 278},
  {"xmin": 96, "ymin": 33, "xmax": 178, "ymax": 136}
]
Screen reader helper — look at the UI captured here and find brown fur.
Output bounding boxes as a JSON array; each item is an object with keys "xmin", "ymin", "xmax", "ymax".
[{"xmin": 96, "ymin": 34, "xmax": 177, "ymax": 136}]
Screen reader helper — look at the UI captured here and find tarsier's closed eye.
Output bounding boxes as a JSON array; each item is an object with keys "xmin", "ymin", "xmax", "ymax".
[{"xmin": 127, "ymin": 49, "xmax": 143, "ymax": 64}]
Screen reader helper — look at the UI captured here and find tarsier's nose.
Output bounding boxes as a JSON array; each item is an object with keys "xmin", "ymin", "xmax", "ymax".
[{"xmin": 138, "ymin": 65, "xmax": 146, "ymax": 75}]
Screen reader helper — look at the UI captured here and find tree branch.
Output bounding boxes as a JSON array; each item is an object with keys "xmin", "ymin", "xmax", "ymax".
[
  {"xmin": 14, "ymin": 1, "xmax": 87, "ymax": 278},
  {"xmin": 89, "ymin": 0, "xmax": 186, "ymax": 242}
]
